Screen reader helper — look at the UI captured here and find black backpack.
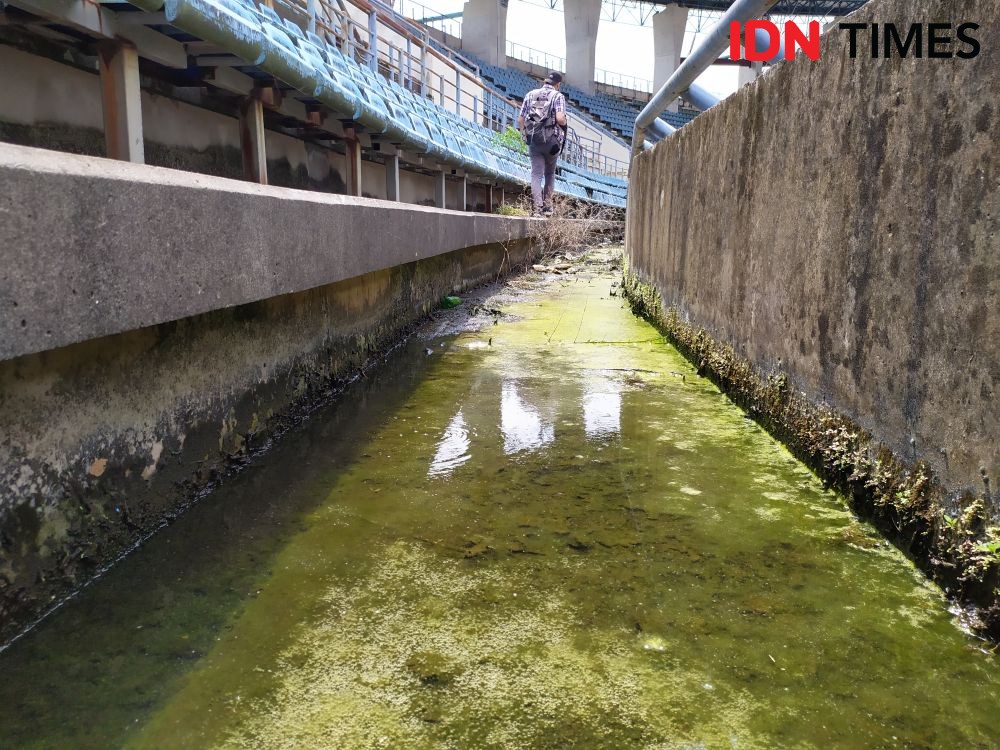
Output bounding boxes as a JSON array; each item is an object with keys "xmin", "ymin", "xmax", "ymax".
[{"xmin": 523, "ymin": 87, "xmax": 562, "ymax": 154}]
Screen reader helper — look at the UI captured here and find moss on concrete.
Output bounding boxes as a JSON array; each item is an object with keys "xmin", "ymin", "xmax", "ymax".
[
  {"xmin": 0, "ymin": 240, "xmax": 538, "ymax": 648},
  {"xmin": 623, "ymin": 271, "xmax": 1000, "ymax": 640}
]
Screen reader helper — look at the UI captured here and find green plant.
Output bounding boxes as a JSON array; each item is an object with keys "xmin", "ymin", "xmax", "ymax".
[
  {"xmin": 975, "ymin": 540, "xmax": 1000, "ymax": 559},
  {"xmin": 496, "ymin": 203, "xmax": 530, "ymax": 216},
  {"xmin": 493, "ymin": 125, "xmax": 527, "ymax": 155}
]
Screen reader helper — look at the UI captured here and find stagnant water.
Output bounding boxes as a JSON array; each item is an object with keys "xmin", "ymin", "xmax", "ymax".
[{"xmin": 1, "ymin": 257, "xmax": 998, "ymax": 749}]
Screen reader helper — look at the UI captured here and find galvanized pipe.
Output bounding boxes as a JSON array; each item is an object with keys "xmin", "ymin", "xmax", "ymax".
[
  {"xmin": 685, "ymin": 82, "xmax": 720, "ymax": 112},
  {"xmin": 754, "ymin": 25, "xmax": 788, "ymax": 62},
  {"xmin": 647, "ymin": 118, "xmax": 675, "ymax": 141},
  {"xmin": 632, "ymin": 0, "xmax": 779, "ymax": 157}
]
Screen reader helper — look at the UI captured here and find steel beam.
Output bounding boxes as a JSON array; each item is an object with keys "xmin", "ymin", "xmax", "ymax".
[
  {"xmin": 344, "ymin": 128, "xmax": 362, "ymax": 197},
  {"xmin": 385, "ymin": 152, "xmax": 401, "ymax": 201},
  {"xmin": 11, "ymin": 0, "xmax": 186, "ymax": 68},
  {"xmin": 435, "ymin": 171, "xmax": 447, "ymax": 209},
  {"xmin": 239, "ymin": 96, "xmax": 267, "ymax": 184},
  {"xmin": 98, "ymin": 41, "xmax": 144, "ymax": 163}
]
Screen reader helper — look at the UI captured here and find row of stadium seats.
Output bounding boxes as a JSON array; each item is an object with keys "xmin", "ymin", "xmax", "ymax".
[
  {"xmin": 462, "ymin": 54, "xmax": 695, "ymax": 141},
  {"xmin": 462, "ymin": 54, "xmax": 630, "ymax": 148},
  {"xmin": 562, "ymin": 84, "xmax": 697, "ymax": 139},
  {"xmin": 162, "ymin": 0, "xmax": 626, "ymax": 206}
]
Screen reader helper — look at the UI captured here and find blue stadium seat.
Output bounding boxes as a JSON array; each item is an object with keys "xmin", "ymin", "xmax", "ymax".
[{"xmin": 164, "ymin": 0, "xmax": 626, "ymax": 206}]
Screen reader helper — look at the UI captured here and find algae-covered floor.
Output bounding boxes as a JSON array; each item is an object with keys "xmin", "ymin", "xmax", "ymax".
[{"xmin": 1, "ymin": 253, "xmax": 998, "ymax": 749}]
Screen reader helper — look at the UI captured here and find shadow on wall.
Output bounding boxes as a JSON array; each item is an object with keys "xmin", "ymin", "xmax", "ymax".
[{"xmin": 0, "ymin": 121, "xmax": 349, "ymax": 194}]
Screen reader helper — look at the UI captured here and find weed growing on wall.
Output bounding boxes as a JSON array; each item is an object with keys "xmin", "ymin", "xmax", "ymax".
[{"xmin": 493, "ymin": 125, "xmax": 528, "ymax": 155}]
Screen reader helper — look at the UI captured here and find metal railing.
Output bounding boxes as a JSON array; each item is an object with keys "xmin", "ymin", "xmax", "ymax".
[
  {"xmin": 505, "ymin": 40, "xmax": 564, "ymax": 72},
  {"xmin": 633, "ymin": 0, "xmax": 779, "ymax": 157},
  {"xmin": 276, "ymin": 0, "xmax": 519, "ymax": 125},
  {"xmin": 562, "ymin": 130, "xmax": 629, "ymax": 178},
  {"xmin": 504, "ymin": 40, "xmax": 652, "ymax": 98},
  {"xmin": 594, "ymin": 68, "xmax": 653, "ymax": 95},
  {"xmin": 395, "ymin": 0, "xmax": 462, "ymax": 38},
  {"xmin": 272, "ymin": 0, "xmax": 626, "ymax": 176}
]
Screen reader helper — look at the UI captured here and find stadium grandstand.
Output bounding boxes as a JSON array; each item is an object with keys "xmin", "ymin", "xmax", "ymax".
[
  {"xmin": 459, "ymin": 52, "xmax": 698, "ymax": 140},
  {"xmin": 0, "ymin": 0, "xmax": 629, "ymax": 210},
  {"xmin": 408, "ymin": 0, "xmax": 868, "ymax": 142},
  {"xmin": 0, "ymin": 0, "xmax": 870, "ymax": 215}
]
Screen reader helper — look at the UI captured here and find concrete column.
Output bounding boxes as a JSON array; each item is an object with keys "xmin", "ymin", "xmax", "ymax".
[
  {"xmin": 563, "ymin": 0, "xmax": 601, "ymax": 93},
  {"xmin": 238, "ymin": 97, "xmax": 267, "ymax": 184},
  {"xmin": 98, "ymin": 41, "xmax": 144, "ymax": 163},
  {"xmin": 461, "ymin": 0, "xmax": 507, "ymax": 66},
  {"xmin": 460, "ymin": 175, "xmax": 468, "ymax": 210},
  {"xmin": 344, "ymin": 129, "xmax": 362, "ymax": 197},
  {"xmin": 738, "ymin": 60, "xmax": 763, "ymax": 87},
  {"xmin": 653, "ymin": 6, "xmax": 687, "ymax": 112},
  {"xmin": 385, "ymin": 152, "xmax": 400, "ymax": 201},
  {"xmin": 435, "ymin": 171, "xmax": 447, "ymax": 209},
  {"xmin": 487, "ymin": 184, "xmax": 494, "ymax": 213}
]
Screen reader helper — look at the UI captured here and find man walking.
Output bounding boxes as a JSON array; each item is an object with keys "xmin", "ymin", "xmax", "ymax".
[{"xmin": 518, "ymin": 72, "xmax": 568, "ymax": 217}]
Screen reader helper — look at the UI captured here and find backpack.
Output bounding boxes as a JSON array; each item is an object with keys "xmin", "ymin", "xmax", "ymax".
[{"xmin": 523, "ymin": 87, "xmax": 562, "ymax": 154}]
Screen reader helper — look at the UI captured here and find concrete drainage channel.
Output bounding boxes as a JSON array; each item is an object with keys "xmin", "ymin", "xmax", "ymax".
[
  {"xmin": 0, "ymin": 142, "xmax": 553, "ymax": 646},
  {"xmin": 0, "ymin": 247, "xmax": 997, "ymax": 748}
]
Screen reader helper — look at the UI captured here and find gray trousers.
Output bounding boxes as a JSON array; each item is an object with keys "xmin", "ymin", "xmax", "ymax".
[{"xmin": 529, "ymin": 144, "xmax": 558, "ymax": 212}]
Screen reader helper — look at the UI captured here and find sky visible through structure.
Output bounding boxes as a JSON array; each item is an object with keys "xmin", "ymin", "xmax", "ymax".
[{"xmin": 397, "ymin": 0, "xmax": 743, "ymax": 96}]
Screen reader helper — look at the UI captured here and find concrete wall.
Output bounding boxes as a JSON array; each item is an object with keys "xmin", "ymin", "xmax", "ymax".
[
  {"xmin": 0, "ymin": 144, "xmax": 541, "ymax": 644},
  {"xmin": 0, "ymin": 44, "xmax": 491, "ymax": 208},
  {"xmin": 0, "ymin": 45, "xmax": 347, "ymax": 193},
  {"xmin": 627, "ymin": 0, "xmax": 998, "ymax": 499}
]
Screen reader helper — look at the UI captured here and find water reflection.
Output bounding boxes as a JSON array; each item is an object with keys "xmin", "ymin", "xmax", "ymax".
[
  {"xmin": 583, "ymin": 383, "xmax": 621, "ymax": 439},
  {"xmin": 501, "ymin": 381, "xmax": 554, "ymax": 455},
  {"xmin": 428, "ymin": 410, "xmax": 471, "ymax": 477}
]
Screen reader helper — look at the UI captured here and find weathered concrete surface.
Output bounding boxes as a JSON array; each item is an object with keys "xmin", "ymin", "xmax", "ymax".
[
  {"xmin": 0, "ymin": 147, "xmax": 540, "ymax": 645},
  {"xmin": 627, "ymin": 0, "xmax": 998, "ymax": 500},
  {"xmin": 0, "ymin": 142, "xmax": 538, "ymax": 362}
]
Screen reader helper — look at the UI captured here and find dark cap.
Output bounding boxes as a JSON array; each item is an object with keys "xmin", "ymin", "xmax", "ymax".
[{"xmin": 545, "ymin": 71, "xmax": 563, "ymax": 84}]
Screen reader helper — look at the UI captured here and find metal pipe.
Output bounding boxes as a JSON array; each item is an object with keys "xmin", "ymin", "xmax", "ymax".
[
  {"xmin": 632, "ymin": 0, "xmax": 779, "ymax": 156},
  {"xmin": 685, "ymin": 82, "xmax": 720, "ymax": 112},
  {"xmin": 754, "ymin": 25, "xmax": 787, "ymax": 62},
  {"xmin": 647, "ymin": 118, "xmax": 675, "ymax": 141}
]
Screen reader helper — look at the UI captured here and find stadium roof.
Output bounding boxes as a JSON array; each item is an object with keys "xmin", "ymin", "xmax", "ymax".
[{"xmin": 650, "ymin": 0, "xmax": 868, "ymax": 15}]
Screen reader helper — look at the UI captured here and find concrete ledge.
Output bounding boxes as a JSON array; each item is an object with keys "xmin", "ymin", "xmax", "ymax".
[{"xmin": 0, "ymin": 142, "xmax": 539, "ymax": 361}]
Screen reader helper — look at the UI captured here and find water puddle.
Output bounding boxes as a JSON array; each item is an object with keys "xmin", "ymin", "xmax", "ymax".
[{"xmin": 1, "ymin": 254, "xmax": 997, "ymax": 748}]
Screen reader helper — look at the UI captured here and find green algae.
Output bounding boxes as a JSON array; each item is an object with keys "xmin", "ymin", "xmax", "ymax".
[
  {"xmin": 0, "ymin": 264, "xmax": 998, "ymax": 749},
  {"xmin": 621, "ymin": 270, "xmax": 1000, "ymax": 638}
]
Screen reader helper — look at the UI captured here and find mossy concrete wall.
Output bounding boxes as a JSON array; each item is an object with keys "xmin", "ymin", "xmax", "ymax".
[
  {"xmin": 0, "ymin": 145, "xmax": 540, "ymax": 645},
  {"xmin": 627, "ymin": 0, "xmax": 998, "ymax": 504}
]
